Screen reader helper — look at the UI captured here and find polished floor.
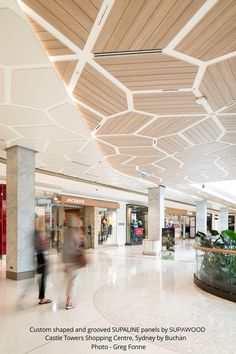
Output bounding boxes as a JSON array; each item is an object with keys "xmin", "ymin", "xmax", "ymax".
[{"xmin": 0, "ymin": 240, "xmax": 235, "ymax": 354}]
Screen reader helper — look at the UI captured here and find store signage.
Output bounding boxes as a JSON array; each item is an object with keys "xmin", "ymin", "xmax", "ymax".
[
  {"xmin": 66, "ymin": 197, "xmax": 85, "ymax": 205},
  {"xmin": 58, "ymin": 195, "xmax": 120, "ymax": 209}
]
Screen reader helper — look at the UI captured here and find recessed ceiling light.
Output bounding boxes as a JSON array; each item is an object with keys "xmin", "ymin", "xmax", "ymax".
[{"xmin": 196, "ymin": 96, "xmax": 207, "ymax": 105}]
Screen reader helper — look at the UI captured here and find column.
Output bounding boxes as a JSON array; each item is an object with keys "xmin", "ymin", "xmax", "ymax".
[
  {"xmin": 143, "ymin": 186, "xmax": 165, "ymax": 255},
  {"xmin": 6, "ymin": 146, "xmax": 35, "ymax": 280},
  {"xmin": 234, "ymin": 214, "xmax": 236, "ymax": 233},
  {"xmin": 220, "ymin": 207, "xmax": 228, "ymax": 232},
  {"xmin": 196, "ymin": 200, "xmax": 207, "ymax": 234}
]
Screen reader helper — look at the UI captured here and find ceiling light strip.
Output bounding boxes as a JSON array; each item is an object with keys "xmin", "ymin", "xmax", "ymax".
[{"xmin": 94, "ymin": 49, "xmax": 162, "ymax": 58}]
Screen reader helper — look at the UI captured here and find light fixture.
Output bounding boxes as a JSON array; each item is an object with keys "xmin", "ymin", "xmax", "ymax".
[{"xmin": 196, "ymin": 96, "xmax": 207, "ymax": 105}]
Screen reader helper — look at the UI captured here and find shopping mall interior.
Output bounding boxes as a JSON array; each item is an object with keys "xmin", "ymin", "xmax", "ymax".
[{"xmin": 0, "ymin": 0, "xmax": 236, "ymax": 353}]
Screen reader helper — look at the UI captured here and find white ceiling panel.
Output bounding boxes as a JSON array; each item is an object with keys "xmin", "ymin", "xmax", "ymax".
[
  {"xmin": 68, "ymin": 152, "xmax": 102, "ymax": 166},
  {"xmin": 46, "ymin": 141, "xmax": 86, "ymax": 154},
  {"xmin": 80, "ymin": 141, "xmax": 104, "ymax": 159},
  {"xmin": 49, "ymin": 103, "xmax": 91, "ymax": 138},
  {"xmin": 8, "ymin": 138, "xmax": 46, "ymax": 152},
  {"xmin": 12, "ymin": 68, "xmax": 65, "ymax": 109},
  {"xmin": 0, "ymin": 125, "xmax": 19, "ymax": 141},
  {"xmin": 0, "ymin": 105, "xmax": 51, "ymax": 126},
  {"xmin": 0, "ymin": 69, "xmax": 4, "ymax": 102},
  {"xmin": 15, "ymin": 125, "xmax": 81, "ymax": 140},
  {"xmin": 0, "ymin": 8, "xmax": 48, "ymax": 65},
  {"xmin": 36, "ymin": 153, "xmax": 68, "ymax": 163},
  {"xmin": 86, "ymin": 166, "xmax": 120, "ymax": 178}
]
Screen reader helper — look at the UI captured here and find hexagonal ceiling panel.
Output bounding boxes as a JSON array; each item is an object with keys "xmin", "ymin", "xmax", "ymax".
[
  {"xmin": 176, "ymin": 0, "xmax": 236, "ymax": 61},
  {"xmin": 12, "ymin": 67, "xmax": 66, "ymax": 109},
  {"xmin": 95, "ymin": 54, "xmax": 198, "ymax": 91}
]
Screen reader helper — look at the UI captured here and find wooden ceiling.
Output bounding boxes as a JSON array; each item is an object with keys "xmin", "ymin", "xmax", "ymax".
[
  {"xmin": 93, "ymin": 0, "xmax": 205, "ymax": 52},
  {"xmin": 53, "ymin": 60, "xmax": 77, "ymax": 85},
  {"xmin": 23, "ymin": 0, "xmax": 102, "ymax": 49},
  {"xmin": 74, "ymin": 63, "xmax": 128, "ymax": 116},
  {"xmin": 95, "ymin": 54, "xmax": 198, "ymax": 90},
  {"xmin": 176, "ymin": 0, "xmax": 236, "ymax": 61},
  {"xmin": 199, "ymin": 57, "xmax": 236, "ymax": 111},
  {"xmin": 28, "ymin": 18, "xmax": 74, "ymax": 56},
  {"xmin": 20, "ymin": 0, "xmax": 236, "ymax": 189},
  {"xmin": 133, "ymin": 92, "xmax": 206, "ymax": 115}
]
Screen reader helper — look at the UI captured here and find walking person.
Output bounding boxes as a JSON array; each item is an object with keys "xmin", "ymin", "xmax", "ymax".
[
  {"xmin": 63, "ymin": 213, "xmax": 86, "ymax": 310},
  {"xmin": 35, "ymin": 230, "xmax": 51, "ymax": 305}
]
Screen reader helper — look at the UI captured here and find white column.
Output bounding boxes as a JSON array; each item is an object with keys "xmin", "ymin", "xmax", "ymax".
[
  {"xmin": 6, "ymin": 146, "xmax": 35, "ymax": 280},
  {"xmin": 143, "ymin": 186, "xmax": 165, "ymax": 255},
  {"xmin": 196, "ymin": 200, "xmax": 207, "ymax": 234},
  {"xmin": 234, "ymin": 214, "xmax": 236, "ymax": 233},
  {"xmin": 220, "ymin": 207, "xmax": 229, "ymax": 232}
]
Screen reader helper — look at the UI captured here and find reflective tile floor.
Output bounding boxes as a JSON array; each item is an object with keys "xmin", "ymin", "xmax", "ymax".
[{"xmin": 0, "ymin": 239, "xmax": 235, "ymax": 354}]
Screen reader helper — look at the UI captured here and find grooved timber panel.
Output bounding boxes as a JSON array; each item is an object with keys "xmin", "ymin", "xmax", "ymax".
[
  {"xmin": 118, "ymin": 147, "xmax": 166, "ymax": 157},
  {"xmin": 221, "ymin": 133, "xmax": 236, "ymax": 144},
  {"xmin": 182, "ymin": 118, "xmax": 222, "ymax": 144},
  {"xmin": 22, "ymin": 0, "xmax": 102, "ymax": 49},
  {"xmin": 155, "ymin": 157, "xmax": 181, "ymax": 169},
  {"xmin": 128, "ymin": 156, "xmax": 163, "ymax": 165},
  {"xmin": 200, "ymin": 58, "xmax": 236, "ymax": 111},
  {"xmin": 176, "ymin": 0, "xmax": 236, "ymax": 61},
  {"xmin": 53, "ymin": 60, "xmax": 77, "ymax": 85},
  {"xmin": 97, "ymin": 141, "xmax": 116, "ymax": 156},
  {"xmin": 98, "ymin": 135, "xmax": 153, "ymax": 147},
  {"xmin": 139, "ymin": 165, "xmax": 163, "ymax": 175},
  {"xmin": 134, "ymin": 92, "xmax": 206, "ymax": 115},
  {"xmin": 95, "ymin": 54, "xmax": 198, "ymax": 90},
  {"xmin": 73, "ymin": 64, "xmax": 128, "ymax": 116},
  {"xmin": 139, "ymin": 116, "xmax": 204, "ymax": 137},
  {"xmin": 221, "ymin": 102, "xmax": 236, "ymax": 113},
  {"xmin": 107, "ymin": 155, "xmax": 132, "ymax": 164},
  {"xmin": 219, "ymin": 115, "xmax": 236, "ymax": 131},
  {"xmin": 77, "ymin": 105, "xmax": 103, "ymax": 131},
  {"xmin": 156, "ymin": 135, "xmax": 191, "ymax": 154},
  {"xmin": 96, "ymin": 111, "xmax": 153, "ymax": 135},
  {"xmin": 28, "ymin": 18, "xmax": 74, "ymax": 56},
  {"xmin": 94, "ymin": 0, "xmax": 205, "ymax": 52}
]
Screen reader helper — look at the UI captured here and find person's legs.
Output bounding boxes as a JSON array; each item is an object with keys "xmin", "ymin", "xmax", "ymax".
[
  {"xmin": 39, "ymin": 273, "xmax": 45, "ymax": 300},
  {"xmin": 65, "ymin": 265, "xmax": 79, "ymax": 309}
]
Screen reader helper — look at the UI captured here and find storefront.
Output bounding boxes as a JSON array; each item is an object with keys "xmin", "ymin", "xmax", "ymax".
[
  {"xmin": 35, "ymin": 194, "xmax": 120, "ymax": 249},
  {"xmin": 126, "ymin": 205, "xmax": 148, "ymax": 245},
  {"xmin": 165, "ymin": 208, "xmax": 196, "ymax": 239}
]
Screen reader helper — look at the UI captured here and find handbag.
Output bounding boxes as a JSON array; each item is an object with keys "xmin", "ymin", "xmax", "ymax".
[{"xmin": 75, "ymin": 250, "xmax": 87, "ymax": 268}]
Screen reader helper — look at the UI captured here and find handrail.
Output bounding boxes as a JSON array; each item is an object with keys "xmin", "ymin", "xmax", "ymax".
[{"xmin": 192, "ymin": 244, "xmax": 236, "ymax": 255}]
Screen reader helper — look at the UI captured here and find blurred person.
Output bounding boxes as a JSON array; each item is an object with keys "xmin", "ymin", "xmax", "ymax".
[
  {"xmin": 35, "ymin": 229, "xmax": 52, "ymax": 305},
  {"xmin": 63, "ymin": 213, "xmax": 86, "ymax": 310}
]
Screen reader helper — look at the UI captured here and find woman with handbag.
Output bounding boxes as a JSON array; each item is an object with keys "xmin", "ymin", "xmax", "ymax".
[{"xmin": 63, "ymin": 213, "xmax": 87, "ymax": 310}]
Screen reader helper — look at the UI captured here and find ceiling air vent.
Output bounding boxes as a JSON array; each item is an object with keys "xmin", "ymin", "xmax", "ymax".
[{"xmin": 94, "ymin": 49, "xmax": 162, "ymax": 58}]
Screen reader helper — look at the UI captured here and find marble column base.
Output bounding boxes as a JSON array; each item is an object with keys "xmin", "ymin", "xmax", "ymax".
[
  {"xmin": 6, "ymin": 270, "xmax": 35, "ymax": 280},
  {"xmin": 143, "ymin": 239, "xmax": 161, "ymax": 255}
]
